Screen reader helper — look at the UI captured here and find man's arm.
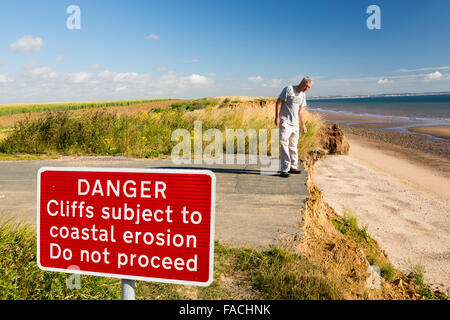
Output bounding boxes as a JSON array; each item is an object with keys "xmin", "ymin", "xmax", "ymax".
[
  {"xmin": 275, "ymin": 98, "xmax": 283, "ymax": 126},
  {"xmin": 299, "ymin": 107, "xmax": 307, "ymax": 133}
]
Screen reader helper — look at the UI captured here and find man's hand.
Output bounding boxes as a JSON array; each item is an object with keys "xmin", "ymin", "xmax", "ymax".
[
  {"xmin": 299, "ymin": 107, "xmax": 307, "ymax": 133},
  {"xmin": 301, "ymin": 124, "xmax": 307, "ymax": 134},
  {"xmin": 275, "ymin": 116, "xmax": 280, "ymax": 126}
]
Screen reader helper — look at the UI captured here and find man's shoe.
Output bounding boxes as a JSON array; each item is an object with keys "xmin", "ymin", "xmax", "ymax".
[
  {"xmin": 280, "ymin": 171, "xmax": 290, "ymax": 177},
  {"xmin": 289, "ymin": 168, "xmax": 301, "ymax": 174}
]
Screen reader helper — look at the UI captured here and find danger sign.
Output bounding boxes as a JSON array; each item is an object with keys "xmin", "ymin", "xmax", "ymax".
[{"xmin": 37, "ymin": 167, "xmax": 216, "ymax": 286}]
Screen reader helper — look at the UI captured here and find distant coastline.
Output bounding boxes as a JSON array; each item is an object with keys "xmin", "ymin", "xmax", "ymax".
[
  {"xmin": 307, "ymin": 93, "xmax": 450, "ymax": 140},
  {"xmin": 308, "ymin": 91, "xmax": 450, "ymax": 100}
]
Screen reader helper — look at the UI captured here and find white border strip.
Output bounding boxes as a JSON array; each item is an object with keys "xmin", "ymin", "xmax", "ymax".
[{"xmin": 36, "ymin": 166, "xmax": 216, "ymax": 287}]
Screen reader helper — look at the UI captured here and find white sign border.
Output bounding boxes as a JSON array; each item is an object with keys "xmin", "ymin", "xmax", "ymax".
[{"xmin": 36, "ymin": 166, "xmax": 216, "ymax": 287}]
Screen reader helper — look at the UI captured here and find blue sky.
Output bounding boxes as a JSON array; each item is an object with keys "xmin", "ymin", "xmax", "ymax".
[{"xmin": 0, "ymin": 0, "xmax": 449, "ymax": 103}]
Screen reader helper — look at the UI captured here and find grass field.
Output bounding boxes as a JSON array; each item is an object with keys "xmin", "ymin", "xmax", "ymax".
[
  {"xmin": 0, "ymin": 99, "xmax": 178, "ymax": 117},
  {"xmin": 0, "ymin": 101, "xmax": 323, "ymax": 161}
]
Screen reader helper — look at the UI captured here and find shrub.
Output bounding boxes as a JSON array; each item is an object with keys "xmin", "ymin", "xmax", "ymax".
[{"xmin": 170, "ymin": 98, "xmax": 218, "ymax": 112}]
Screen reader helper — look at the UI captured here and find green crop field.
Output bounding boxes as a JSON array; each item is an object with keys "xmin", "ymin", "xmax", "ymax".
[{"xmin": 0, "ymin": 99, "xmax": 177, "ymax": 117}]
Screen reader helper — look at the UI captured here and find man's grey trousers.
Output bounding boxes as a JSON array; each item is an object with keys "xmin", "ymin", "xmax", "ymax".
[{"xmin": 279, "ymin": 121, "xmax": 299, "ymax": 173}]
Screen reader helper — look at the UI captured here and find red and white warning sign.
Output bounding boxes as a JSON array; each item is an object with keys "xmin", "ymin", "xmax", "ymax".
[{"xmin": 37, "ymin": 167, "xmax": 215, "ymax": 286}]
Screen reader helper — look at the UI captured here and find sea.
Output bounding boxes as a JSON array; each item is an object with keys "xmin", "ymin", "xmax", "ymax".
[{"xmin": 308, "ymin": 94, "xmax": 450, "ymax": 128}]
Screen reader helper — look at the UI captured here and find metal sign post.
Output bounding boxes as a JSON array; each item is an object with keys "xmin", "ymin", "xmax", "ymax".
[{"xmin": 121, "ymin": 279, "xmax": 135, "ymax": 300}]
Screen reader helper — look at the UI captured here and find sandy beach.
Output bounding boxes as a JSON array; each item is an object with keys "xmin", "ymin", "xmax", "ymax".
[{"xmin": 314, "ymin": 113, "xmax": 450, "ymax": 294}]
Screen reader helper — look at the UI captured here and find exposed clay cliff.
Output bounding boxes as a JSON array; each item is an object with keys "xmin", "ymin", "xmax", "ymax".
[
  {"xmin": 287, "ymin": 128, "xmax": 430, "ymax": 299},
  {"xmin": 319, "ymin": 123, "xmax": 350, "ymax": 155}
]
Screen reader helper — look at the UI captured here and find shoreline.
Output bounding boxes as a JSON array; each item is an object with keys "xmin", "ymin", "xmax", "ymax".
[
  {"xmin": 317, "ymin": 111, "xmax": 450, "ymax": 159},
  {"xmin": 340, "ymin": 124, "xmax": 450, "ymax": 161},
  {"xmin": 316, "ymin": 110, "xmax": 450, "ymax": 140},
  {"xmin": 314, "ymin": 113, "xmax": 450, "ymax": 294}
]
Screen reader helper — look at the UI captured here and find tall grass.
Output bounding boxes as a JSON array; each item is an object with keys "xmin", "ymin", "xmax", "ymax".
[
  {"xmin": 0, "ymin": 216, "xmax": 121, "ymax": 299},
  {"xmin": 0, "ymin": 110, "xmax": 187, "ymax": 158},
  {"xmin": 0, "ymin": 105, "xmax": 324, "ymax": 160},
  {"xmin": 230, "ymin": 246, "xmax": 343, "ymax": 299},
  {"xmin": 185, "ymin": 105, "xmax": 323, "ymax": 159},
  {"xmin": 407, "ymin": 264, "xmax": 448, "ymax": 299}
]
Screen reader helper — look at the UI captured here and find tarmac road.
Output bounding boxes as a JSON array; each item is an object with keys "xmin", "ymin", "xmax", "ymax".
[{"xmin": 0, "ymin": 156, "xmax": 308, "ymax": 250}]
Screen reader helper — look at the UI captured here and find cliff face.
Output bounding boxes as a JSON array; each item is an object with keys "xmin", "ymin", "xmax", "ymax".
[{"xmin": 319, "ymin": 123, "xmax": 350, "ymax": 155}]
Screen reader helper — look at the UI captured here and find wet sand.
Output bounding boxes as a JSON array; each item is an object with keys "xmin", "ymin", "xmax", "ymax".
[
  {"xmin": 408, "ymin": 125, "xmax": 450, "ymax": 140},
  {"xmin": 340, "ymin": 124, "xmax": 450, "ymax": 159}
]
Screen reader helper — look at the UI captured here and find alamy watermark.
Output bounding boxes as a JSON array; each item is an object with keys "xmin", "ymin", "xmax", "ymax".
[
  {"xmin": 66, "ymin": 265, "xmax": 81, "ymax": 290},
  {"xmin": 66, "ymin": 5, "xmax": 81, "ymax": 30},
  {"xmin": 170, "ymin": 121, "xmax": 280, "ymax": 175},
  {"xmin": 366, "ymin": 265, "xmax": 381, "ymax": 289},
  {"xmin": 366, "ymin": 5, "xmax": 381, "ymax": 30}
]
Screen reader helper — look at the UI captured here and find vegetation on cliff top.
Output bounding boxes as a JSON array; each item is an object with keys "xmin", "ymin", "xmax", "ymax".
[{"xmin": 0, "ymin": 101, "xmax": 323, "ymax": 161}]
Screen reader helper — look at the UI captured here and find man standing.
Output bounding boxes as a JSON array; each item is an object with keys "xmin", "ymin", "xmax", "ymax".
[{"xmin": 275, "ymin": 77, "xmax": 312, "ymax": 177}]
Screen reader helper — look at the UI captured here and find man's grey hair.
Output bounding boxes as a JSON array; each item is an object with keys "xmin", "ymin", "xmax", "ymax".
[{"xmin": 301, "ymin": 76, "xmax": 312, "ymax": 84}]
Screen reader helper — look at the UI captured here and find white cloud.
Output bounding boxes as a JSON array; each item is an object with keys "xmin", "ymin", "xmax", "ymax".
[
  {"xmin": 248, "ymin": 76, "xmax": 263, "ymax": 81},
  {"xmin": 184, "ymin": 74, "xmax": 214, "ymax": 86},
  {"xmin": 29, "ymin": 66, "xmax": 57, "ymax": 78},
  {"xmin": 424, "ymin": 71, "xmax": 443, "ymax": 81},
  {"xmin": 305, "ymin": 72, "xmax": 450, "ymax": 97},
  {"xmin": 70, "ymin": 72, "xmax": 96, "ymax": 84},
  {"xmin": 115, "ymin": 86, "xmax": 128, "ymax": 92},
  {"xmin": 0, "ymin": 65, "xmax": 216, "ymax": 103},
  {"xmin": 113, "ymin": 72, "xmax": 140, "ymax": 83},
  {"xmin": 262, "ymin": 79, "xmax": 283, "ymax": 88},
  {"xmin": 377, "ymin": 78, "xmax": 391, "ymax": 84},
  {"xmin": 98, "ymin": 69, "xmax": 116, "ymax": 79},
  {"xmin": 146, "ymin": 34, "xmax": 160, "ymax": 40},
  {"xmin": 119, "ymin": 72, "xmax": 154, "ymax": 85},
  {"xmin": 0, "ymin": 74, "xmax": 13, "ymax": 84},
  {"xmin": 10, "ymin": 35, "xmax": 44, "ymax": 53},
  {"xmin": 396, "ymin": 66, "xmax": 450, "ymax": 73}
]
